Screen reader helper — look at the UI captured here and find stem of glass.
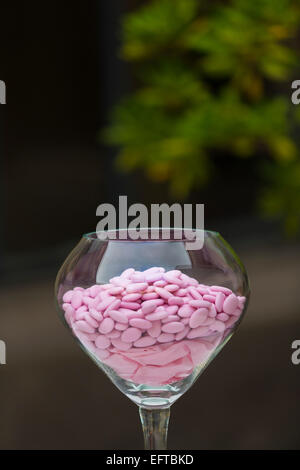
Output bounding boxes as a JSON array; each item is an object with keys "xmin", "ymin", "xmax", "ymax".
[{"xmin": 139, "ymin": 406, "xmax": 170, "ymax": 450}]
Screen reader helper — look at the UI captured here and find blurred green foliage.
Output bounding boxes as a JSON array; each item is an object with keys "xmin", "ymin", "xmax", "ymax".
[{"xmin": 104, "ymin": 0, "xmax": 300, "ymax": 233}]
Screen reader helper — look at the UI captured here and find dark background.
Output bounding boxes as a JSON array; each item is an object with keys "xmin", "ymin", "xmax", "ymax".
[{"xmin": 0, "ymin": 1, "xmax": 299, "ymax": 450}]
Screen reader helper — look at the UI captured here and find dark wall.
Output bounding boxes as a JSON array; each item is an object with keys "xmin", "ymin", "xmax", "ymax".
[
  {"xmin": 1, "ymin": 1, "xmax": 102, "ymax": 252},
  {"xmin": 1, "ymin": 1, "xmax": 99, "ymax": 143}
]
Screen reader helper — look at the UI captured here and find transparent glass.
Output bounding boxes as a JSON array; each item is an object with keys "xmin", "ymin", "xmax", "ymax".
[{"xmin": 55, "ymin": 229, "xmax": 250, "ymax": 449}]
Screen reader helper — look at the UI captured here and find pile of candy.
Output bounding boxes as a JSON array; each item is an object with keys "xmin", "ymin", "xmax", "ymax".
[{"xmin": 62, "ymin": 267, "xmax": 245, "ymax": 385}]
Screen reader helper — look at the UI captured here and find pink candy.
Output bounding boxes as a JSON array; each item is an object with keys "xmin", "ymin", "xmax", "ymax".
[
  {"xmin": 122, "ymin": 293, "xmax": 142, "ymax": 302},
  {"xmin": 109, "ymin": 310, "xmax": 128, "ymax": 324},
  {"xmin": 188, "ymin": 287, "xmax": 202, "ymax": 300},
  {"xmin": 178, "ymin": 304, "xmax": 194, "ymax": 317},
  {"xmin": 154, "ymin": 287, "xmax": 172, "ymax": 300},
  {"xmin": 99, "ymin": 318, "xmax": 114, "ymax": 334},
  {"xmin": 63, "ymin": 291, "xmax": 73, "ymax": 303},
  {"xmin": 129, "ymin": 318, "xmax": 152, "ymax": 329},
  {"xmin": 189, "ymin": 308, "xmax": 208, "ymax": 328},
  {"xmin": 71, "ymin": 292, "xmax": 82, "ymax": 309},
  {"xmin": 145, "ymin": 309, "xmax": 168, "ymax": 321},
  {"xmin": 126, "ymin": 282, "xmax": 148, "ymax": 293},
  {"xmin": 148, "ymin": 321, "xmax": 161, "ymax": 338},
  {"xmin": 157, "ymin": 333, "xmax": 175, "ymax": 343},
  {"xmin": 223, "ymin": 294, "xmax": 239, "ymax": 314},
  {"xmin": 215, "ymin": 292, "xmax": 225, "ymax": 312},
  {"xmin": 134, "ymin": 336, "xmax": 156, "ymax": 347},
  {"xmin": 141, "ymin": 299, "xmax": 163, "ymax": 314},
  {"xmin": 168, "ymin": 296, "xmax": 184, "ymax": 306},
  {"xmin": 161, "ymin": 322, "xmax": 185, "ymax": 334},
  {"xmin": 95, "ymin": 335, "xmax": 111, "ymax": 349},
  {"xmin": 121, "ymin": 327, "xmax": 142, "ymax": 343},
  {"xmin": 61, "ymin": 267, "xmax": 246, "ymax": 386}
]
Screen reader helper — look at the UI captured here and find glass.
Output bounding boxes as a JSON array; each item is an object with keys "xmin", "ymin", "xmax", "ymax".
[{"xmin": 55, "ymin": 229, "xmax": 250, "ymax": 449}]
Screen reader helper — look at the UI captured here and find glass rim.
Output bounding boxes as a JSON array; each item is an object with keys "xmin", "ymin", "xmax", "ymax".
[{"xmin": 82, "ymin": 228, "xmax": 220, "ymax": 242}]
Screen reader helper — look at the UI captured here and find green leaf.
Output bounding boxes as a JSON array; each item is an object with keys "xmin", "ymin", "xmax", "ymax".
[
  {"xmin": 102, "ymin": 0, "xmax": 300, "ymax": 233},
  {"xmin": 122, "ymin": 0, "xmax": 199, "ymax": 59}
]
